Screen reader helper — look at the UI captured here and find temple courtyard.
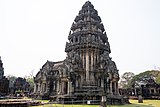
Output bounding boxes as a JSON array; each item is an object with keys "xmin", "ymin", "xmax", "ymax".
[
  {"xmin": 30, "ymin": 100, "xmax": 160, "ymax": 107},
  {"xmin": 0, "ymin": 99, "xmax": 159, "ymax": 107}
]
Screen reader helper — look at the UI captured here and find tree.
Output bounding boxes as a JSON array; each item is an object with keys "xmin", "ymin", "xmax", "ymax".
[
  {"xmin": 155, "ymin": 73, "xmax": 160, "ymax": 84},
  {"xmin": 119, "ymin": 72, "xmax": 135, "ymax": 88},
  {"xmin": 24, "ymin": 70, "xmax": 34, "ymax": 93},
  {"xmin": 26, "ymin": 77, "xmax": 34, "ymax": 93},
  {"xmin": 131, "ymin": 70, "xmax": 160, "ymax": 87}
]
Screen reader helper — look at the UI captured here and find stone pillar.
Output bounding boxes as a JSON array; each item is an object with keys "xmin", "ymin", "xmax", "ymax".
[
  {"xmin": 59, "ymin": 81, "xmax": 62, "ymax": 94},
  {"xmin": 110, "ymin": 81, "xmax": 113, "ymax": 94},
  {"xmin": 68, "ymin": 80, "xmax": 72, "ymax": 95},
  {"xmin": 154, "ymin": 89, "xmax": 156, "ymax": 94},
  {"xmin": 94, "ymin": 50, "xmax": 96, "ymax": 69},
  {"xmin": 38, "ymin": 83, "xmax": 40, "ymax": 92},
  {"xmin": 90, "ymin": 50, "xmax": 94, "ymax": 84},
  {"xmin": 97, "ymin": 50, "xmax": 99, "ymax": 66},
  {"xmin": 93, "ymin": 50, "xmax": 95, "ymax": 68},
  {"xmin": 57, "ymin": 80, "xmax": 59, "ymax": 92},
  {"xmin": 114, "ymin": 82, "xmax": 117, "ymax": 94},
  {"xmin": 86, "ymin": 49, "xmax": 89, "ymax": 81},
  {"xmin": 41, "ymin": 83, "xmax": 45, "ymax": 93},
  {"xmin": 34, "ymin": 83, "xmax": 37, "ymax": 93},
  {"xmin": 76, "ymin": 80, "xmax": 78, "ymax": 87},
  {"xmin": 37, "ymin": 83, "xmax": 39, "ymax": 92},
  {"xmin": 80, "ymin": 50, "xmax": 83, "ymax": 66},
  {"xmin": 149, "ymin": 89, "xmax": 151, "ymax": 94},
  {"xmin": 61, "ymin": 82, "xmax": 64, "ymax": 94},
  {"xmin": 91, "ymin": 50, "xmax": 93, "ymax": 71},
  {"xmin": 83, "ymin": 50, "xmax": 85, "ymax": 69},
  {"xmin": 40, "ymin": 84, "xmax": 43, "ymax": 93},
  {"xmin": 107, "ymin": 82, "xmax": 110, "ymax": 93},
  {"xmin": 101, "ymin": 78, "xmax": 104, "ymax": 87},
  {"xmin": 73, "ymin": 36, "xmax": 75, "ymax": 43},
  {"xmin": 46, "ymin": 81, "xmax": 50, "ymax": 93},
  {"xmin": 44, "ymin": 83, "xmax": 46, "ymax": 92},
  {"xmin": 42, "ymin": 83, "xmax": 44, "ymax": 93},
  {"xmin": 44, "ymin": 83, "xmax": 46, "ymax": 93},
  {"xmin": 78, "ymin": 36, "xmax": 80, "ymax": 43}
]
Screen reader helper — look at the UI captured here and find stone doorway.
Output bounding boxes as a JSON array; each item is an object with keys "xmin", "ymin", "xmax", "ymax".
[{"xmin": 63, "ymin": 82, "xmax": 68, "ymax": 94}]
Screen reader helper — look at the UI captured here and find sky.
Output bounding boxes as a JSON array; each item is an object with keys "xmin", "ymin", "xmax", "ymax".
[{"xmin": 0, "ymin": 0, "xmax": 160, "ymax": 77}]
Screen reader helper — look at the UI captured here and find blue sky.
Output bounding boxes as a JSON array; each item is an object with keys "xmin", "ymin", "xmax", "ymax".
[{"xmin": 0, "ymin": 0, "xmax": 160, "ymax": 77}]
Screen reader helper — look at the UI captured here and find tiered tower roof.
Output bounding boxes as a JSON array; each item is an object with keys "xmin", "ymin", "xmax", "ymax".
[{"xmin": 65, "ymin": 1, "xmax": 110, "ymax": 53}]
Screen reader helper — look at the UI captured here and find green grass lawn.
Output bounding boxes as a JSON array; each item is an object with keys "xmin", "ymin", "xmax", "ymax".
[
  {"xmin": 30, "ymin": 100, "xmax": 160, "ymax": 107},
  {"xmin": 129, "ymin": 100, "xmax": 160, "ymax": 107}
]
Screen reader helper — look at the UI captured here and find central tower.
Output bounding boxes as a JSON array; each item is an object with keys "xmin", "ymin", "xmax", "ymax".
[
  {"xmin": 63, "ymin": 1, "xmax": 121, "ymax": 104},
  {"xmin": 65, "ymin": 1, "xmax": 111, "ymax": 86}
]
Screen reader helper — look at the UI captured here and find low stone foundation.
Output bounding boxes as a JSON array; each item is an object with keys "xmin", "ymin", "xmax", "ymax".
[
  {"xmin": 0, "ymin": 99, "xmax": 42, "ymax": 107},
  {"xmin": 0, "ymin": 101, "xmax": 28, "ymax": 107},
  {"xmin": 50, "ymin": 94, "xmax": 129, "ymax": 105}
]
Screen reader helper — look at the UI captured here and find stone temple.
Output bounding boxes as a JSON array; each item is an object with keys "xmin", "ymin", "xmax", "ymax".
[
  {"xmin": 0, "ymin": 56, "xmax": 9, "ymax": 96},
  {"xmin": 34, "ymin": 1, "xmax": 126, "ymax": 104}
]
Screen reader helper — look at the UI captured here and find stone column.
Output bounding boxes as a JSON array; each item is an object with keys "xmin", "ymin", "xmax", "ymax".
[
  {"xmin": 101, "ymin": 78, "xmax": 104, "ymax": 87},
  {"xmin": 59, "ymin": 81, "xmax": 62, "ymax": 94},
  {"xmin": 80, "ymin": 50, "xmax": 83, "ymax": 65},
  {"xmin": 154, "ymin": 89, "xmax": 156, "ymax": 94},
  {"xmin": 83, "ymin": 50, "xmax": 85, "ymax": 69},
  {"xmin": 68, "ymin": 81, "xmax": 70, "ymax": 94},
  {"xmin": 114, "ymin": 82, "xmax": 117, "ymax": 94},
  {"xmin": 61, "ymin": 81, "xmax": 64, "ymax": 94},
  {"xmin": 37, "ymin": 83, "xmax": 40, "ymax": 92},
  {"xmin": 73, "ymin": 36, "xmax": 75, "ymax": 43},
  {"xmin": 40, "ymin": 84, "xmax": 43, "ymax": 93},
  {"xmin": 149, "ymin": 89, "xmax": 151, "ymax": 94},
  {"xmin": 97, "ymin": 50, "xmax": 99, "ymax": 65},
  {"xmin": 34, "ymin": 83, "xmax": 37, "ymax": 93},
  {"xmin": 110, "ymin": 81, "xmax": 113, "ymax": 94},
  {"xmin": 57, "ymin": 80, "xmax": 59, "ymax": 92},
  {"xmin": 86, "ymin": 49, "xmax": 89, "ymax": 81},
  {"xmin": 42, "ymin": 83, "xmax": 44, "ymax": 93},
  {"xmin": 78, "ymin": 36, "xmax": 80, "ymax": 43},
  {"xmin": 93, "ymin": 50, "xmax": 95, "ymax": 68},
  {"xmin": 41, "ymin": 83, "xmax": 43, "ymax": 93},
  {"xmin": 76, "ymin": 80, "xmax": 79, "ymax": 87},
  {"xmin": 46, "ymin": 81, "xmax": 50, "ymax": 93},
  {"xmin": 94, "ymin": 50, "xmax": 96, "ymax": 69},
  {"xmin": 107, "ymin": 82, "xmax": 110, "ymax": 93},
  {"xmin": 90, "ymin": 50, "xmax": 94, "ymax": 83},
  {"xmin": 68, "ymin": 80, "xmax": 72, "ymax": 95},
  {"xmin": 91, "ymin": 50, "xmax": 93, "ymax": 71}
]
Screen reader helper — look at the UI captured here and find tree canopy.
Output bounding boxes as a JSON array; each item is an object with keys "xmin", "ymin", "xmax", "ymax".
[
  {"xmin": 119, "ymin": 70, "xmax": 160, "ymax": 89},
  {"xmin": 119, "ymin": 72, "xmax": 135, "ymax": 88},
  {"xmin": 131, "ymin": 70, "xmax": 160, "ymax": 88}
]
